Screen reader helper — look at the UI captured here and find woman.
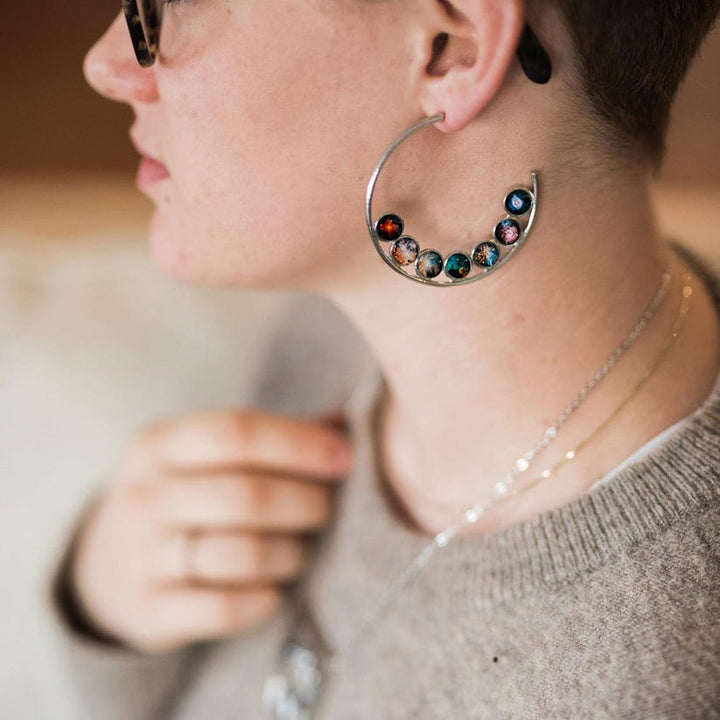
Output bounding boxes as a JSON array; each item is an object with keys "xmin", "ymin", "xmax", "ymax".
[{"xmin": 49, "ymin": 0, "xmax": 720, "ymax": 718}]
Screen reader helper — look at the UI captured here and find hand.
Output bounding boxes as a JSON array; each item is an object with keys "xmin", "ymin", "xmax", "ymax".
[{"xmin": 68, "ymin": 407, "xmax": 354, "ymax": 655}]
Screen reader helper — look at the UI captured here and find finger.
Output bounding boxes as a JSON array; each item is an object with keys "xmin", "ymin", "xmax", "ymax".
[
  {"xmin": 156, "ymin": 472, "xmax": 334, "ymax": 531},
  {"xmin": 143, "ymin": 409, "xmax": 354, "ymax": 479},
  {"xmin": 155, "ymin": 530, "xmax": 308, "ymax": 584},
  {"xmin": 146, "ymin": 584, "xmax": 282, "ymax": 649},
  {"xmin": 316, "ymin": 407, "xmax": 350, "ymax": 433}
]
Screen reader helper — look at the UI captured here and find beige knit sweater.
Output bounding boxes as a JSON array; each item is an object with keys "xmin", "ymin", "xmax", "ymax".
[{"xmin": 47, "ymin": 240, "xmax": 720, "ymax": 719}]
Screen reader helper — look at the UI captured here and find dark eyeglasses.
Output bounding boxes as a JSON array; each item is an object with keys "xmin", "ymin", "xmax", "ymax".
[
  {"xmin": 122, "ymin": 0, "xmax": 163, "ymax": 68},
  {"xmin": 121, "ymin": 3, "xmax": 552, "ymax": 84}
]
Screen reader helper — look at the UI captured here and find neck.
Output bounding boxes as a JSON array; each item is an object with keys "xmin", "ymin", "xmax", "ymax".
[{"xmin": 325, "ymin": 160, "xmax": 718, "ymax": 536}]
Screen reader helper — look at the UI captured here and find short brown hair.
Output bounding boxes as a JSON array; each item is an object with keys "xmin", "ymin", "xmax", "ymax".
[{"xmin": 553, "ymin": 0, "xmax": 720, "ymax": 170}]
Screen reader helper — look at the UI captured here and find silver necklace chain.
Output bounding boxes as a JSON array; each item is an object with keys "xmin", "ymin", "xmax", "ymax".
[{"xmin": 263, "ymin": 261, "xmax": 674, "ymax": 720}]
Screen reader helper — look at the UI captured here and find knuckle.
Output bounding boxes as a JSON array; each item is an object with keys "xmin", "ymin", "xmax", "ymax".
[
  {"xmin": 242, "ymin": 534, "xmax": 268, "ymax": 577},
  {"xmin": 229, "ymin": 410, "xmax": 257, "ymax": 451},
  {"xmin": 207, "ymin": 592, "xmax": 243, "ymax": 629},
  {"xmin": 136, "ymin": 418, "xmax": 168, "ymax": 448},
  {"xmin": 239, "ymin": 476, "xmax": 269, "ymax": 515},
  {"xmin": 131, "ymin": 419, "xmax": 172, "ymax": 467},
  {"xmin": 119, "ymin": 479, "xmax": 157, "ymax": 515},
  {"xmin": 149, "ymin": 478, "xmax": 182, "ymax": 525},
  {"xmin": 196, "ymin": 411, "xmax": 255, "ymax": 462}
]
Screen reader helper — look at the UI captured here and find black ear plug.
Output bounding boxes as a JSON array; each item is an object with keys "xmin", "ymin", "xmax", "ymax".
[{"xmin": 516, "ymin": 22, "xmax": 552, "ymax": 84}]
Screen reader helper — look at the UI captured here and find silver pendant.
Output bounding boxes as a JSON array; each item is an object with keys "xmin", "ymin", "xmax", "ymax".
[
  {"xmin": 262, "ymin": 637, "xmax": 325, "ymax": 720},
  {"xmin": 263, "ymin": 588, "xmax": 331, "ymax": 720}
]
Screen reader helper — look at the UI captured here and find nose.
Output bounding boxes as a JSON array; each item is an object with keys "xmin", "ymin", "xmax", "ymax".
[{"xmin": 83, "ymin": 11, "xmax": 159, "ymax": 104}]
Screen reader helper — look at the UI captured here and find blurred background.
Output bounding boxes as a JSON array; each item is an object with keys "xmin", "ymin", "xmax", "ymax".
[{"xmin": 1, "ymin": 4, "xmax": 719, "ymax": 719}]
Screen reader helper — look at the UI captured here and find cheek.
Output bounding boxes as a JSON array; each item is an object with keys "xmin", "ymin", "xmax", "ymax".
[{"xmin": 150, "ymin": 2, "xmax": 408, "ymax": 286}]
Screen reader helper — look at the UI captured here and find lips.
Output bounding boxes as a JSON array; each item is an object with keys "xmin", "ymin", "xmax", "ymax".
[{"xmin": 137, "ymin": 155, "xmax": 170, "ymax": 186}]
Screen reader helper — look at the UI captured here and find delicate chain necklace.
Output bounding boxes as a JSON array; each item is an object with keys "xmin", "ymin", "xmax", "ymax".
[
  {"xmin": 397, "ymin": 272, "xmax": 695, "ymax": 517},
  {"xmin": 262, "ymin": 259, "xmax": 684, "ymax": 720}
]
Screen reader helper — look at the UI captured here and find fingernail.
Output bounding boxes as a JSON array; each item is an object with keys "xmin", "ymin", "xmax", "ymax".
[{"xmin": 334, "ymin": 441, "xmax": 355, "ymax": 468}]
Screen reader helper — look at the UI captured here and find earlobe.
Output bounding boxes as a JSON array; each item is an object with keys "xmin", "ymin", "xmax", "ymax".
[{"xmin": 418, "ymin": 0, "xmax": 525, "ymax": 133}]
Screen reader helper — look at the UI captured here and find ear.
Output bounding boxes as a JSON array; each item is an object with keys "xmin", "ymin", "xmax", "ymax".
[{"xmin": 416, "ymin": 0, "xmax": 525, "ymax": 132}]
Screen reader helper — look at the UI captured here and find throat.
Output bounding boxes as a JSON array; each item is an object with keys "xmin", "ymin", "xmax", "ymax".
[{"xmin": 372, "ymin": 244, "xmax": 720, "ymax": 540}]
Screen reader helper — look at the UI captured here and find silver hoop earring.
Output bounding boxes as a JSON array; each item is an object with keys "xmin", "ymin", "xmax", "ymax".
[{"xmin": 365, "ymin": 113, "xmax": 539, "ymax": 287}]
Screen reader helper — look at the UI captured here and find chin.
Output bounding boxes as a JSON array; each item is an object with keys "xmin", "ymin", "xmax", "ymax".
[{"xmin": 144, "ymin": 215, "xmax": 317, "ymax": 290}]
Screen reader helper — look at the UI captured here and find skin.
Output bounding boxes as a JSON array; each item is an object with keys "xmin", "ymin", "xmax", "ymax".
[
  {"xmin": 71, "ymin": 408, "xmax": 355, "ymax": 653},
  {"xmin": 75, "ymin": 0, "xmax": 720, "ymax": 651}
]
